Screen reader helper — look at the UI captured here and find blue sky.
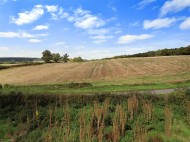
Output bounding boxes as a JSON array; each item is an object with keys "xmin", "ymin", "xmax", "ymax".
[{"xmin": 0, "ymin": 0, "xmax": 190, "ymax": 59}]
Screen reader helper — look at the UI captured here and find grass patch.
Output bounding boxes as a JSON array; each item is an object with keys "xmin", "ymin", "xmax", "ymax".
[{"xmin": 0, "ymin": 80, "xmax": 189, "ymax": 95}]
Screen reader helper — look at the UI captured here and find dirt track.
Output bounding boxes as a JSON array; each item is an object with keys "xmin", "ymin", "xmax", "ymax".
[{"xmin": 113, "ymin": 89, "xmax": 176, "ymax": 95}]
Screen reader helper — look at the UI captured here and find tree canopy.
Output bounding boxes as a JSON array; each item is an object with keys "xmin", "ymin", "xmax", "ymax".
[
  {"xmin": 52, "ymin": 53, "xmax": 61, "ymax": 62},
  {"xmin": 73, "ymin": 57, "xmax": 83, "ymax": 62},
  {"xmin": 41, "ymin": 50, "xmax": 52, "ymax": 63},
  {"xmin": 103, "ymin": 45, "xmax": 190, "ymax": 60},
  {"xmin": 63, "ymin": 53, "xmax": 69, "ymax": 63}
]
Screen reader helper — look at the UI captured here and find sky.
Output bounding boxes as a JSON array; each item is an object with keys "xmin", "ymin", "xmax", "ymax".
[{"xmin": 0, "ymin": 0, "xmax": 190, "ymax": 59}]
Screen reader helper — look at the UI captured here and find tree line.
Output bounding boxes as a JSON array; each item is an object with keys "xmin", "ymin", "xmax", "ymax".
[
  {"xmin": 41, "ymin": 50, "xmax": 84, "ymax": 63},
  {"xmin": 0, "ymin": 46, "xmax": 189, "ymax": 63},
  {"xmin": 0, "ymin": 57, "xmax": 38, "ymax": 63},
  {"xmin": 104, "ymin": 45, "xmax": 190, "ymax": 60}
]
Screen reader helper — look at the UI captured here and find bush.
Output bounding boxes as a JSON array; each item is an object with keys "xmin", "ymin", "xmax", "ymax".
[
  {"xmin": 185, "ymin": 88, "xmax": 190, "ymax": 96},
  {"xmin": 72, "ymin": 57, "xmax": 83, "ymax": 62},
  {"xmin": 66, "ymin": 82, "xmax": 92, "ymax": 88},
  {"xmin": 3, "ymin": 84, "xmax": 13, "ymax": 89},
  {"xmin": 148, "ymin": 135, "xmax": 164, "ymax": 142},
  {"xmin": 0, "ymin": 84, "xmax": 2, "ymax": 89},
  {"xmin": 0, "ymin": 66, "xmax": 9, "ymax": 70}
]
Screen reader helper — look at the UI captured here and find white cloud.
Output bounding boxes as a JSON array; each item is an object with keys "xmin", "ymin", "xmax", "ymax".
[
  {"xmin": 129, "ymin": 21, "xmax": 140, "ymax": 27},
  {"xmin": 180, "ymin": 17, "xmax": 190, "ymax": 29},
  {"xmin": 53, "ymin": 42, "xmax": 66, "ymax": 46},
  {"xmin": 74, "ymin": 16, "xmax": 104, "ymax": 29},
  {"xmin": 143, "ymin": 18, "xmax": 176, "ymax": 29},
  {"xmin": 90, "ymin": 35, "xmax": 113, "ymax": 40},
  {"xmin": 0, "ymin": 32, "xmax": 34, "ymax": 38},
  {"xmin": 160, "ymin": 0, "xmax": 190, "ymax": 16},
  {"xmin": 0, "ymin": 31, "xmax": 47, "ymax": 38},
  {"xmin": 28, "ymin": 39, "xmax": 42, "ymax": 43},
  {"xmin": 33, "ymin": 25, "xmax": 49, "ymax": 30},
  {"xmin": 11, "ymin": 5, "xmax": 44, "ymax": 25},
  {"xmin": 90, "ymin": 35, "xmax": 114, "ymax": 44},
  {"xmin": 87, "ymin": 28, "xmax": 109, "ymax": 35},
  {"xmin": 75, "ymin": 45, "xmax": 85, "ymax": 49},
  {"xmin": 93, "ymin": 40, "xmax": 106, "ymax": 44},
  {"xmin": 117, "ymin": 34, "xmax": 154, "ymax": 44},
  {"xmin": 35, "ymin": 33, "xmax": 48, "ymax": 37},
  {"xmin": 136, "ymin": 0, "xmax": 156, "ymax": 9},
  {"xmin": 70, "ymin": 8, "xmax": 105, "ymax": 29},
  {"xmin": 58, "ymin": 8, "xmax": 69, "ymax": 18},
  {"xmin": 48, "ymin": 7, "xmax": 69, "ymax": 20},
  {"xmin": 61, "ymin": 8, "xmax": 112, "ymax": 43},
  {"xmin": 50, "ymin": 13, "xmax": 59, "ymax": 20},
  {"xmin": 115, "ymin": 30, "xmax": 122, "ymax": 34},
  {"xmin": 45, "ymin": 5, "xmax": 58, "ymax": 12},
  {"xmin": 0, "ymin": 46, "xmax": 9, "ymax": 51}
]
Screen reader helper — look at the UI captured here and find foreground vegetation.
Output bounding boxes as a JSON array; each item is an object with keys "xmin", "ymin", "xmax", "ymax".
[{"xmin": 0, "ymin": 90, "xmax": 190, "ymax": 142}]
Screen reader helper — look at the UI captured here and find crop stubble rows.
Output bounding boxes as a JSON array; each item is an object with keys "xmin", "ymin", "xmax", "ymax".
[{"xmin": 0, "ymin": 56, "xmax": 189, "ymax": 85}]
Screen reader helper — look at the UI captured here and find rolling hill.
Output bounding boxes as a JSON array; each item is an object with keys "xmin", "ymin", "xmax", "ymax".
[{"xmin": 0, "ymin": 56, "xmax": 190, "ymax": 85}]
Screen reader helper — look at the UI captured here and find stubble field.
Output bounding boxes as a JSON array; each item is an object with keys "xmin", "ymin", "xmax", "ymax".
[{"xmin": 0, "ymin": 56, "xmax": 190, "ymax": 85}]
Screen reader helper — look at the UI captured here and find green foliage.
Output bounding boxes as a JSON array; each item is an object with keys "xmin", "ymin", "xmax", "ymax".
[
  {"xmin": 62, "ymin": 53, "xmax": 69, "ymax": 63},
  {"xmin": 0, "ymin": 65, "xmax": 9, "ymax": 70},
  {"xmin": 41, "ymin": 50, "xmax": 52, "ymax": 63},
  {"xmin": 104, "ymin": 45, "xmax": 190, "ymax": 59},
  {"xmin": 0, "ymin": 57, "xmax": 39, "ymax": 62},
  {"xmin": 0, "ymin": 62, "xmax": 43, "ymax": 70},
  {"xmin": 1, "ymin": 80, "xmax": 190, "ymax": 95},
  {"xmin": 185, "ymin": 88, "xmax": 190, "ymax": 96},
  {"xmin": 0, "ymin": 93, "xmax": 189, "ymax": 141},
  {"xmin": 52, "ymin": 53, "xmax": 60, "ymax": 62},
  {"xmin": 148, "ymin": 135, "xmax": 164, "ymax": 142},
  {"xmin": 73, "ymin": 56, "xmax": 83, "ymax": 62},
  {"xmin": 66, "ymin": 82, "xmax": 92, "ymax": 88}
]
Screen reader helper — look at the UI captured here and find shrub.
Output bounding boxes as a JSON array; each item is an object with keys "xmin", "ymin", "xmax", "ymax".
[
  {"xmin": 66, "ymin": 82, "xmax": 92, "ymax": 88},
  {"xmin": 0, "ymin": 66, "xmax": 9, "ymax": 70},
  {"xmin": 185, "ymin": 88, "xmax": 190, "ymax": 96},
  {"xmin": 148, "ymin": 135, "xmax": 164, "ymax": 142},
  {"xmin": 3, "ymin": 84, "xmax": 12, "ymax": 88},
  {"xmin": 73, "ymin": 57, "xmax": 84, "ymax": 62}
]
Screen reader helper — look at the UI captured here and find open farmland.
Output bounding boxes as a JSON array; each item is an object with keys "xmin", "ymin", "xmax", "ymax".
[{"xmin": 0, "ymin": 56, "xmax": 190, "ymax": 85}]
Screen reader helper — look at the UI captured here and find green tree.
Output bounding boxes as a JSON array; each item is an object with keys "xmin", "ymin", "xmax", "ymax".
[
  {"xmin": 42, "ymin": 50, "xmax": 52, "ymax": 63},
  {"xmin": 52, "ymin": 53, "xmax": 61, "ymax": 62},
  {"xmin": 73, "ymin": 56, "xmax": 83, "ymax": 62},
  {"xmin": 63, "ymin": 53, "xmax": 69, "ymax": 63}
]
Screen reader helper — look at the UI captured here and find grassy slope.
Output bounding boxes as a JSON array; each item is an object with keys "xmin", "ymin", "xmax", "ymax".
[
  {"xmin": 1, "ymin": 79, "xmax": 190, "ymax": 95},
  {"xmin": 0, "ymin": 56, "xmax": 190, "ymax": 94}
]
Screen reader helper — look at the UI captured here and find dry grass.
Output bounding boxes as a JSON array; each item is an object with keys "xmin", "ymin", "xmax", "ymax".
[
  {"xmin": 0, "ymin": 56, "xmax": 189, "ymax": 85},
  {"xmin": 164, "ymin": 106, "xmax": 173, "ymax": 136}
]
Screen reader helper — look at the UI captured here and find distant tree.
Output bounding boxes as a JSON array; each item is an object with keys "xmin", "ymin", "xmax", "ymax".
[
  {"xmin": 52, "ymin": 53, "xmax": 61, "ymax": 62},
  {"xmin": 73, "ymin": 56, "xmax": 83, "ymax": 62},
  {"xmin": 63, "ymin": 53, "xmax": 69, "ymax": 63},
  {"xmin": 42, "ymin": 50, "xmax": 52, "ymax": 63},
  {"xmin": 109, "ymin": 45, "xmax": 190, "ymax": 59}
]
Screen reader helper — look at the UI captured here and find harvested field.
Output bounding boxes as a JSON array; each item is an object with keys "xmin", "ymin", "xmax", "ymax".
[{"xmin": 0, "ymin": 56, "xmax": 190, "ymax": 85}]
